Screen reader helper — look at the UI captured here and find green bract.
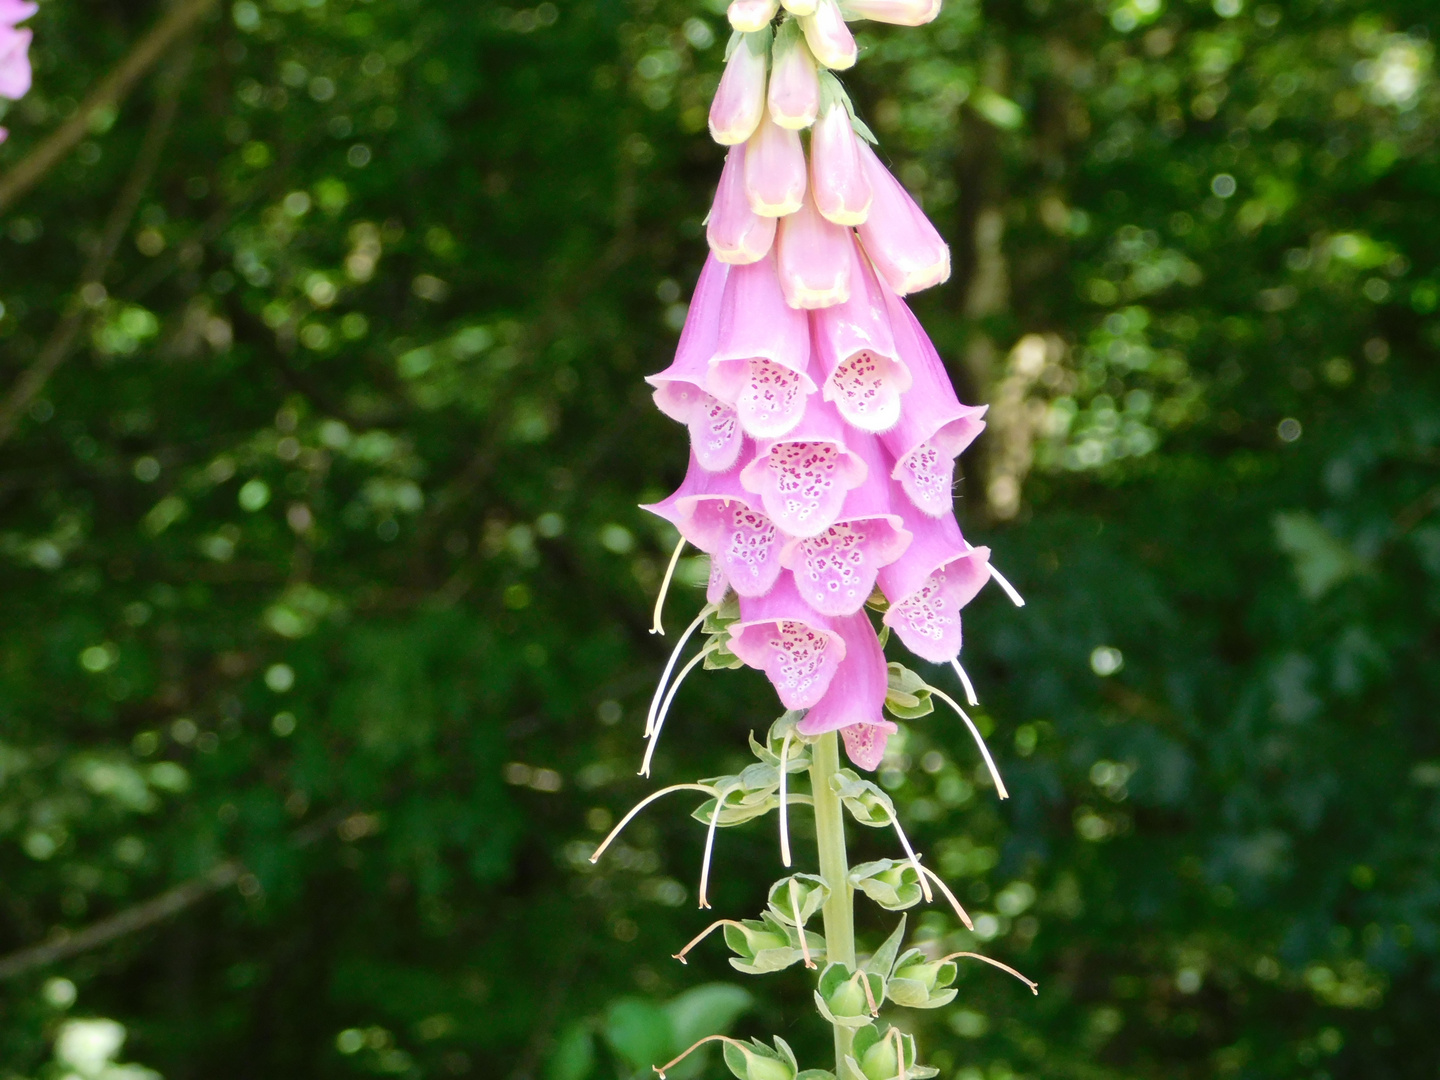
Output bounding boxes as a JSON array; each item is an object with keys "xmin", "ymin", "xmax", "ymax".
[
  {"xmin": 849, "ymin": 859, "xmax": 924, "ymax": 911},
  {"xmin": 722, "ymin": 1035, "xmax": 798, "ymax": 1080},
  {"xmin": 883, "ymin": 663, "xmax": 935, "ymax": 720},
  {"xmin": 830, "ymin": 769, "xmax": 897, "ymax": 828},
  {"xmin": 723, "ymin": 914, "xmax": 825, "ymax": 974},
  {"xmin": 885, "ymin": 948, "xmax": 958, "ymax": 1009},
  {"xmin": 767, "ymin": 874, "xmax": 830, "ymax": 926}
]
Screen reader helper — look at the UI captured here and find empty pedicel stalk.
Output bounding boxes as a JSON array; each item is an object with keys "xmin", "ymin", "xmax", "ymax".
[{"xmin": 603, "ymin": 5, "xmax": 1042, "ymax": 1073}]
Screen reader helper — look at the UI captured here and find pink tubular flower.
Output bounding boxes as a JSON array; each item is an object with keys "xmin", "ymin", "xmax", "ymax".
[
  {"xmin": 0, "ymin": 0, "xmax": 36, "ymax": 104},
  {"xmin": 646, "ymin": 255, "xmax": 745, "ymax": 472},
  {"xmin": 796, "ymin": 611, "xmax": 896, "ymax": 770},
  {"xmin": 813, "ymin": 241, "xmax": 911, "ymax": 432},
  {"xmin": 740, "ymin": 396, "xmax": 869, "ymax": 538},
  {"xmin": 728, "ymin": 0, "xmax": 780, "ymax": 32},
  {"xmin": 810, "ymin": 99, "xmax": 872, "ymax": 226},
  {"xmin": 744, "ymin": 108, "xmax": 808, "ymax": 217},
  {"xmin": 878, "ymin": 287, "xmax": 987, "ymax": 515},
  {"xmin": 767, "ymin": 23, "xmax": 820, "ymax": 130},
  {"xmin": 641, "ymin": 450, "xmax": 784, "ymax": 601},
  {"xmin": 709, "ymin": 30, "xmax": 769, "ymax": 146},
  {"xmin": 728, "ymin": 574, "xmax": 846, "ymax": 708},
  {"xmin": 838, "ymin": 0, "xmax": 941, "ymax": 26},
  {"xmin": 707, "ymin": 143, "xmax": 778, "ymax": 265},
  {"xmin": 708, "ymin": 249, "xmax": 817, "ymax": 438},
  {"xmin": 855, "ymin": 140, "xmax": 951, "ymax": 296},
  {"xmin": 878, "ymin": 494, "xmax": 991, "ymax": 663},
  {"xmin": 778, "ymin": 434, "xmax": 910, "ymax": 616},
  {"xmin": 775, "ymin": 193, "xmax": 853, "ymax": 310},
  {"xmin": 799, "ymin": 0, "xmax": 856, "ymax": 71}
]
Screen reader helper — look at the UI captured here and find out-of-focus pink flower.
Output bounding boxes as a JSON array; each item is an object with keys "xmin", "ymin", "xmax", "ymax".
[
  {"xmin": 814, "ymin": 241, "xmax": 911, "ymax": 432},
  {"xmin": 775, "ymin": 193, "xmax": 852, "ymax": 309},
  {"xmin": 707, "ymin": 143, "xmax": 778, "ymax": 265},
  {"xmin": 709, "ymin": 249, "xmax": 817, "ymax": 438},
  {"xmin": 799, "ymin": 0, "xmax": 856, "ymax": 71},
  {"xmin": 796, "ymin": 610, "xmax": 896, "ymax": 770},
  {"xmin": 855, "ymin": 140, "xmax": 951, "ymax": 296},
  {"xmin": 838, "ymin": 0, "xmax": 940, "ymax": 26},
  {"xmin": 0, "ymin": 25, "xmax": 34, "ymax": 101},
  {"xmin": 744, "ymin": 108, "xmax": 808, "ymax": 217},
  {"xmin": 728, "ymin": 0, "xmax": 780, "ymax": 32},
  {"xmin": 810, "ymin": 100, "xmax": 872, "ymax": 226},
  {"xmin": 878, "ymin": 287, "xmax": 986, "ymax": 515},
  {"xmin": 878, "ymin": 493, "xmax": 990, "ymax": 662},
  {"xmin": 740, "ymin": 397, "xmax": 869, "ymax": 537},
  {"xmin": 778, "ymin": 434, "xmax": 910, "ymax": 615},
  {"xmin": 642, "ymin": 450, "xmax": 784, "ymax": 602},
  {"xmin": 729, "ymin": 574, "xmax": 847, "ymax": 708},
  {"xmin": 767, "ymin": 24, "xmax": 820, "ymax": 130},
  {"xmin": 647, "ymin": 255, "xmax": 745, "ymax": 472},
  {"xmin": 710, "ymin": 30, "xmax": 769, "ymax": 146}
]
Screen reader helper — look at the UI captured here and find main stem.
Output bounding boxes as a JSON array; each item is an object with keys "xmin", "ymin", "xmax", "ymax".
[{"xmin": 810, "ymin": 730, "xmax": 855, "ymax": 1070}]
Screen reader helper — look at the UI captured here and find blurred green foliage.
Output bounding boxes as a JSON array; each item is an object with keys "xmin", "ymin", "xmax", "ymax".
[{"xmin": 0, "ymin": 0, "xmax": 1438, "ymax": 1077}]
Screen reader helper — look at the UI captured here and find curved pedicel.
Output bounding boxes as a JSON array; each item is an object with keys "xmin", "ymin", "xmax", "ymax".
[
  {"xmin": 728, "ymin": 574, "xmax": 847, "ymax": 709},
  {"xmin": 796, "ymin": 610, "xmax": 896, "ymax": 770},
  {"xmin": 739, "ymin": 396, "xmax": 869, "ymax": 538},
  {"xmin": 814, "ymin": 240, "xmax": 912, "ymax": 433}
]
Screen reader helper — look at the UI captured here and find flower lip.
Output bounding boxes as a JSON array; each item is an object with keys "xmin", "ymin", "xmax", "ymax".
[
  {"xmin": 814, "ymin": 242, "xmax": 912, "ymax": 432},
  {"xmin": 796, "ymin": 611, "xmax": 895, "ymax": 769},
  {"xmin": 728, "ymin": 574, "xmax": 848, "ymax": 709},
  {"xmin": 740, "ymin": 397, "xmax": 869, "ymax": 538}
]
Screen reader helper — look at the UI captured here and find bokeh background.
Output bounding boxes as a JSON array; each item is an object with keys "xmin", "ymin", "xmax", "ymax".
[{"xmin": 0, "ymin": 0, "xmax": 1437, "ymax": 1076}]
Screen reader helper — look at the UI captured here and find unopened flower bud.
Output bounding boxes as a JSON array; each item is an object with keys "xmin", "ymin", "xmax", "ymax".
[
  {"xmin": 710, "ymin": 30, "xmax": 771, "ymax": 146},
  {"xmin": 767, "ymin": 22, "xmax": 820, "ymax": 130},
  {"xmin": 780, "ymin": 0, "xmax": 818, "ymax": 15},
  {"xmin": 728, "ymin": 0, "xmax": 780, "ymax": 31},
  {"xmin": 708, "ymin": 143, "xmax": 778, "ymax": 264},
  {"xmin": 855, "ymin": 141, "xmax": 950, "ymax": 295},
  {"xmin": 811, "ymin": 100, "xmax": 872, "ymax": 225},
  {"xmin": 799, "ymin": 0, "xmax": 856, "ymax": 71},
  {"xmin": 744, "ymin": 108, "xmax": 808, "ymax": 217},
  {"xmin": 839, "ymin": 0, "xmax": 941, "ymax": 26},
  {"xmin": 775, "ymin": 194, "xmax": 852, "ymax": 309},
  {"xmin": 721, "ymin": 1037, "xmax": 800, "ymax": 1080}
]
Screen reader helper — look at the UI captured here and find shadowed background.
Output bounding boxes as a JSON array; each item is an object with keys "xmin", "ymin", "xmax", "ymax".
[{"xmin": 0, "ymin": 0, "xmax": 1437, "ymax": 1076}]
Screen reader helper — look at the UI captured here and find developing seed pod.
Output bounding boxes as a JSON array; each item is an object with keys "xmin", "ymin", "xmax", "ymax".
[
  {"xmin": 721, "ymin": 1036, "xmax": 799, "ymax": 1080},
  {"xmin": 849, "ymin": 858, "xmax": 924, "ymax": 910},
  {"xmin": 723, "ymin": 912, "xmax": 826, "ymax": 973},
  {"xmin": 847, "ymin": 1024, "xmax": 938, "ymax": 1080},
  {"xmin": 813, "ymin": 961, "xmax": 886, "ymax": 1027},
  {"xmin": 886, "ymin": 947, "xmax": 959, "ymax": 1008},
  {"xmin": 766, "ymin": 873, "xmax": 831, "ymax": 925}
]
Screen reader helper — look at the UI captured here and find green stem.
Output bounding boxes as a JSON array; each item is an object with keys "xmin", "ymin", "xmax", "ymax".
[{"xmin": 810, "ymin": 730, "xmax": 854, "ymax": 1071}]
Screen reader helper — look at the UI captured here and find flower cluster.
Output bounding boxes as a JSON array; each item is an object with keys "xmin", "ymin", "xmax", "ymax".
[
  {"xmin": 643, "ymin": 0, "xmax": 1020, "ymax": 775},
  {"xmin": 0, "ymin": 0, "xmax": 36, "ymax": 144}
]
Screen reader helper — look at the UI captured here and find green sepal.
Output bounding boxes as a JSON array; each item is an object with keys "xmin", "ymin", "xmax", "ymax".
[
  {"xmin": 831, "ymin": 769, "xmax": 896, "ymax": 827},
  {"xmin": 693, "ymin": 790, "xmax": 779, "ymax": 827},
  {"xmin": 884, "ymin": 663, "xmax": 934, "ymax": 720},
  {"xmin": 797, "ymin": 1073, "xmax": 838, "ymax": 1080},
  {"xmin": 849, "ymin": 859, "xmax": 924, "ymax": 911},
  {"xmin": 703, "ymin": 592, "xmax": 742, "ymax": 634},
  {"xmin": 723, "ymin": 25, "xmax": 774, "ymax": 64},
  {"xmin": 766, "ymin": 873, "xmax": 830, "ymax": 926},
  {"xmin": 863, "ymin": 915, "xmax": 906, "ymax": 979},
  {"xmin": 814, "ymin": 962, "xmax": 885, "ymax": 1028},
  {"xmin": 771, "ymin": 15, "xmax": 802, "ymax": 60},
  {"xmin": 722, "ymin": 1034, "xmax": 798, "ymax": 1080},
  {"xmin": 750, "ymin": 711, "xmax": 814, "ymax": 768},
  {"xmin": 876, "ymin": 623, "xmax": 891, "ymax": 649},
  {"xmin": 846, "ymin": 1024, "xmax": 939, "ymax": 1080},
  {"xmin": 863, "ymin": 583, "xmax": 889, "ymax": 613},
  {"xmin": 705, "ymin": 636, "xmax": 746, "ymax": 670},
  {"xmin": 887, "ymin": 947, "xmax": 959, "ymax": 1009},
  {"xmin": 724, "ymin": 913, "xmax": 825, "ymax": 974}
]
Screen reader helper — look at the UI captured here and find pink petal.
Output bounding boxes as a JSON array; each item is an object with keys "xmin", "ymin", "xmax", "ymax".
[
  {"xmin": 0, "ymin": 26, "xmax": 33, "ymax": 100},
  {"xmin": 709, "ymin": 30, "xmax": 768, "ymax": 146},
  {"xmin": 877, "ymin": 287, "xmax": 987, "ymax": 515},
  {"xmin": 744, "ymin": 107, "xmax": 808, "ymax": 218},
  {"xmin": 814, "ymin": 242, "xmax": 912, "ymax": 432},
  {"xmin": 796, "ymin": 611, "xmax": 891, "ymax": 757},
  {"xmin": 840, "ymin": 719, "xmax": 899, "ymax": 771},
  {"xmin": 707, "ymin": 143, "xmax": 778, "ymax": 265},
  {"xmin": 708, "ymin": 248, "xmax": 817, "ymax": 438},
  {"xmin": 775, "ymin": 193, "xmax": 853, "ymax": 310},
  {"xmin": 855, "ymin": 140, "xmax": 951, "ymax": 296},
  {"xmin": 729, "ymin": 574, "xmax": 847, "ymax": 708},
  {"xmin": 739, "ymin": 397, "xmax": 869, "ymax": 538},
  {"xmin": 811, "ymin": 101, "xmax": 872, "ymax": 226}
]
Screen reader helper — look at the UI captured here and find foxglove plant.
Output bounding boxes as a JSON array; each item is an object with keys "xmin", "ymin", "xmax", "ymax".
[
  {"xmin": 0, "ymin": 0, "xmax": 36, "ymax": 144},
  {"xmin": 597, "ymin": 5, "xmax": 1036, "ymax": 1076}
]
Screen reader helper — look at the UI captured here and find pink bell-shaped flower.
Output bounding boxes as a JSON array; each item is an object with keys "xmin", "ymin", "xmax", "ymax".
[
  {"xmin": 740, "ymin": 396, "xmax": 869, "ymax": 538},
  {"xmin": 0, "ymin": 25, "xmax": 33, "ymax": 100},
  {"xmin": 799, "ymin": 0, "xmax": 856, "ymax": 71},
  {"xmin": 767, "ymin": 21, "xmax": 820, "ymax": 130},
  {"xmin": 744, "ymin": 108, "xmax": 808, "ymax": 218},
  {"xmin": 646, "ymin": 255, "xmax": 745, "ymax": 472},
  {"xmin": 729, "ymin": 574, "xmax": 847, "ymax": 709},
  {"xmin": 878, "ymin": 287, "xmax": 987, "ymax": 515},
  {"xmin": 813, "ymin": 241, "xmax": 912, "ymax": 432},
  {"xmin": 709, "ymin": 29, "xmax": 770, "ymax": 146},
  {"xmin": 838, "ymin": 0, "xmax": 940, "ymax": 26},
  {"xmin": 810, "ymin": 98, "xmax": 872, "ymax": 226},
  {"xmin": 708, "ymin": 249, "xmax": 818, "ymax": 438},
  {"xmin": 775, "ymin": 193, "xmax": 853, "ymax": 310},
  {"xmin": 855, "ymin": 141, "xmax": 951, "ymax": 296},
  {"xmin": 778, "ymin": 434, "xmax": 911, "ymax": 616},
  {"xmin": 707, "ymin": 143, "xmax": 778, "ymax": 265},
  {"xmin": 641, "ymin": 449, "xmax": 784, "ymax": 601},
  {"xmin": 878, "ymin": 492, "xmax": 991, "ymax": 663},
  {"xmin": 796, "ymin": 611, "xmax": 896, "ymax": 770},
  {"xmin": 728, "ymin": 0, "xmax": 780, "ymax": 32}
]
